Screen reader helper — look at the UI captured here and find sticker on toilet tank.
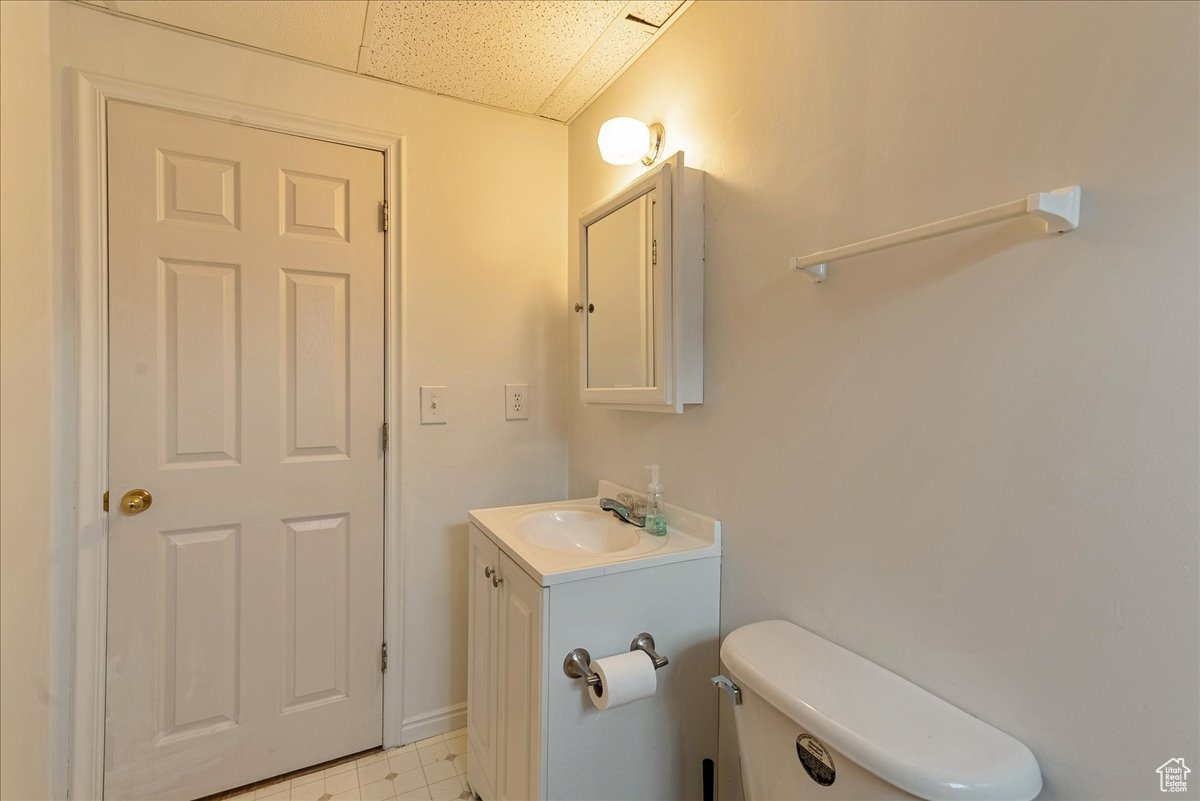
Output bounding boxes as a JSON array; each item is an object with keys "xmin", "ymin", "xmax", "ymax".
[{"xmin": 796, "ymin": 733, "xmax": 836, "ymax": 786}]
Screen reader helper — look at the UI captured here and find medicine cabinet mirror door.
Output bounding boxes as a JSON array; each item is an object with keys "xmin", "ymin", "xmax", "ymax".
[{"xmin": 579, "ymin": 160, "xmax": 675, "ymax": 408}]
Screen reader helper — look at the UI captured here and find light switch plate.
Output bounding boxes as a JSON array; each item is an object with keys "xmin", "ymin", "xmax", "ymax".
[
  {"xmin": 505, "ymin": 383, "xmax": 529, "ymax": 420},
  {"xmin": 420, "ymin": 386, "xmax": 447, "ymax": 424}
]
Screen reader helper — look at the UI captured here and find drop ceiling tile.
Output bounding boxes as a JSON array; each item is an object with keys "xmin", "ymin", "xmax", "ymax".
[
  {"xmin": 111, "ymin": 0, "xmax": 368, "ymax": 70},
  {"xmin": 540, "ymin": 1, "xmax": 681, "ymax": 121},
  {"xmin": 541, "ymin": 20, "xmax": 653, "ymax": 121},
  {"xmin": 360, "ymin": 0, "xmax": 624, "ymax": 114}
]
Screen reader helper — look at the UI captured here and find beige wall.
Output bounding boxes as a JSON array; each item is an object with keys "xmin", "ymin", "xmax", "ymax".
[
  {"xmin": 1, "ymin": 3, "xmax": 55, "ymax": 799},
  {"xmin": 567, "ymin": 2, "xmax": 1199, "ymax": 799},
  {"xmin": 1, "ymin": 3, "xmax": 567, "ymax": 794}
]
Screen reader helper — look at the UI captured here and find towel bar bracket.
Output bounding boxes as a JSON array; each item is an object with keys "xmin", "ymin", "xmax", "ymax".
[{"xmin": 1026, "ymin": 185, "xmax": 1081, "ymax": 234}]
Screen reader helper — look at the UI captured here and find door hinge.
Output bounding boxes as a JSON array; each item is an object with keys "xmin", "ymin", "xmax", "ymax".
[
  {"xmin": 102, "ymin": 491, "xmax": 109, "ymax": 512},
  {"xmin": 381, "ymin": 642, "xmax": 388, "ymax": 672},
  {"xmin": 379, "ymin": 200, "xmax": 389, "ymax": 232},
  {"xmin": 652, "ymin": 238, "xmax": 658, "ymax": 266},
  {"xmin": 381, "ymin": 421, "xmax": 389, "ymax": 452}
]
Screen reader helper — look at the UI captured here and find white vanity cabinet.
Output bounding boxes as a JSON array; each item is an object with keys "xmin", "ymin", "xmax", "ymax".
[
  {"xmin": 466, "ymin": 484, "xmax": 721, "ymax": 801},
  {"xmin": 467, "ymin": 527, "xmax": 545, "ymax": 801}
]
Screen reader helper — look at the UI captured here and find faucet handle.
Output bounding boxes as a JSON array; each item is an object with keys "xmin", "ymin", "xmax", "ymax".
[
  {"xmin": 616, "ymin": 493, "xmax": 647, "ymax": 516},
  {"xmin": 618, "ymin": 493, "xmax": 647, "ymax": 516}
]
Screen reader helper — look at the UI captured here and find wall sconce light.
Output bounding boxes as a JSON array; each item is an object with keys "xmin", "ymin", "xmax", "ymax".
[{"xmin": 597, "ymin": 117, "xmax": 665, "ymax": 166}]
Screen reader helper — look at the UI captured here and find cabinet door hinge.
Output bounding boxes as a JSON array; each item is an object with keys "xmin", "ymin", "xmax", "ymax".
[
  {"xmin": 381, "ymin": 421, "xmax": 389, "ymax": 452},
  {"xmin": 652, "ymin": 238, "xmax": 658, "ymax": 266},
  {"xmin": 379, "ymin": 200, "xmax": 389, "ymax": 232},
  {"xmin": 381, "ymin": 642, "xmax": 388, "ymax": 672},
  {"xmin": 102, "ymin": 491, "xmax": 109, "ymax": 512}
]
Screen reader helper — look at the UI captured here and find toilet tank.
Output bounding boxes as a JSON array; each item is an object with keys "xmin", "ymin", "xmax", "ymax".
[{"xmin": 720, "ymin": 621, "xmax": 1042, "ymax": 801}]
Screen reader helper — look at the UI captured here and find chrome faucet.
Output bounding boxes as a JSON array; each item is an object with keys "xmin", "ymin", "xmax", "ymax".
[{"xmin": 599, "ymin": 495, "xmax": 645, "ymax": 527}]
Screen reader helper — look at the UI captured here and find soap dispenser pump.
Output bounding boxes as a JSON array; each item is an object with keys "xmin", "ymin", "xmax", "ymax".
[{"xmin": 644, "ymin": 464, "xmax": 667, "ymax": 536}]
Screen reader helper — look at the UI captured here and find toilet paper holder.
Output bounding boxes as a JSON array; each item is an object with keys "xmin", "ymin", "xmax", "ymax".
[
  {"xmin": 630, "ymin": 632, "xmax": 670, "ymax": 669},
  {"xmin": 563, "ymin": 632, "xmax": 670, "ymax": 691}
]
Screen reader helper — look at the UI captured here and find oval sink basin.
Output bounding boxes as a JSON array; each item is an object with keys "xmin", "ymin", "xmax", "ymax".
[{"xmin": 514, "ymin": 505, "xmax": 664, "ymax": 555}]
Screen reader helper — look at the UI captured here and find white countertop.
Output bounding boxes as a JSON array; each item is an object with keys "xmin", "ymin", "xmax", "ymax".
[{"xmin": 469, "ymin": 480, "xmax": 721, "ymax": 586}]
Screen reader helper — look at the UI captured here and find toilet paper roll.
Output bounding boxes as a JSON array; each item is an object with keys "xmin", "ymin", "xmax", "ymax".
[{"xmin": 588, "ymin": 650, "xmax": 657, "ymax": 710}]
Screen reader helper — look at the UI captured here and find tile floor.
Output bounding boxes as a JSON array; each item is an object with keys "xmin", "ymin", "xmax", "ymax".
[{"xmin": 228, "ymin": 730, "xmax": 473, "ymax": 801}]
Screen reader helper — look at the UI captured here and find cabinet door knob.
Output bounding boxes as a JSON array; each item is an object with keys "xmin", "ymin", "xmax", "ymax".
[
  {"xmin": 484, "ymin": 566, "xmax": 495, "ymax": 578},
  {"xmin": 492, "ymin": 575, "xmax": 504, "ymax": 588}
]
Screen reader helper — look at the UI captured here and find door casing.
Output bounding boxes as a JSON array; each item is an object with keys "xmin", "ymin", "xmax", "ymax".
[{"xmin": 67, "ymin": 70, "xmax": 407, "ymax": 801}]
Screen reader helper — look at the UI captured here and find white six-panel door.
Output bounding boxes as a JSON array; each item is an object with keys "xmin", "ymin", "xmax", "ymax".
[{"xmin": 105, "ymin": 101, "xmax": 386, "ymax": 801}]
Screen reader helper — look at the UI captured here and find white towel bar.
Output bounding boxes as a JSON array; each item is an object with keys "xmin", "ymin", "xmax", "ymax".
[{"xmin": 791, "ymin": 185, "xmax": 1081, "ymax": 283}]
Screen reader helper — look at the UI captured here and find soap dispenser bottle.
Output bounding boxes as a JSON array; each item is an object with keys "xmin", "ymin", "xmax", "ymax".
[{"xmin": 643, "ymin": 464, "xmax": 668, "ymax": 536}]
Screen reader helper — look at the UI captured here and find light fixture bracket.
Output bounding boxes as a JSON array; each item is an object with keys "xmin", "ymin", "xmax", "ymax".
[{"xmin": 642, "ymin": 122, "xmax": 665, "ymax": 166}]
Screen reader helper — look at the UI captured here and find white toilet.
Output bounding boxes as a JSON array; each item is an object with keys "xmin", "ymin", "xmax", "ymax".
[{"xmin": 716, "ymin": 621, "xmax": 1042, "ymax": 801}]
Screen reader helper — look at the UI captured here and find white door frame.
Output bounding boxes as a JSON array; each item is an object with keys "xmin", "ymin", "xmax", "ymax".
[{"xmin": 68, "ymin": 70, "xmax": 407, "ymax": 801}]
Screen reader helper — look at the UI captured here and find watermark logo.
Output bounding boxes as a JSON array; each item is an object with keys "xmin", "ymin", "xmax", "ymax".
[{"xmin": 1157, "ymin": 758, "xmax": 1190, "ymax": 793}]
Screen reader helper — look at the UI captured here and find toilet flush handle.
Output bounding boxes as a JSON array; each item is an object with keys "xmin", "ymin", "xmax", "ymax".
[{"xmin": 711, "ymin": 674, "xmax": 742, "ymax": 705}]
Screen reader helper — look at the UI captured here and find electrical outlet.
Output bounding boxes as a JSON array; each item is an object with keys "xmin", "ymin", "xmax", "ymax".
[
  {"xmin": 420, "ymin": 386, "xmax": 447, "ymax": 424},
  {"xmin": 505, "ymin": 383, "xmax": 529, "ymax": 420}
]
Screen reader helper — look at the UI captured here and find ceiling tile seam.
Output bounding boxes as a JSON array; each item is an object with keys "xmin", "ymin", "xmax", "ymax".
[
  {"xmin": 67, "ymin": 1, "xmax": 569, "ymax": 126},
  {"xmin": 564, "ymin": 0, "xmax": 693, "ymax": 126},
  {"xmin": 541, "ymin": 22, "xmax": 652, "ymax": 121},
  {"xmin": 356, "ymin": 0, "xmax": 382, "ymax": 73},
  {"xmin": 534, "ymin": 0, "xmax": 636, "ymax": 119}
]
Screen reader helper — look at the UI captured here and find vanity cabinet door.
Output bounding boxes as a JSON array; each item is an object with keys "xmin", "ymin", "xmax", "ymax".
[
  {"xmin": 467, "ymin": 526, "xmax": 500, "ymax": 798},
  {"xmin": 496, "ymin": 552, "xmax": 544, "ymax": 801}
]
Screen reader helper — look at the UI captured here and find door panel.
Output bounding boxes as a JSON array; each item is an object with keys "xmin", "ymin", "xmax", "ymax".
[
  {"xmin": 157, "ymin": 149, "xmax": 240, "ymax": 229},
  {"xmin": 282, "ymin": 514, "xmax": 350, "ymax": 710},
  {"xmin": 159, "ymin": 524, "xmax": 240, "ymax": 740},
  {"xmin": 105, "ymin": 101, "xmax": 386, "ymax": 801},
  {"xmin": 281, "ymin": 269, "xmax": 350, "ymax": 460},
  {"xmin": 158, "ymin": 258, "xmax": 241, "ymax": 466}
]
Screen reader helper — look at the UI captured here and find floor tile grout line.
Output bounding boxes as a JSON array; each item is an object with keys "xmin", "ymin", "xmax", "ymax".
[{"xmin": 197, "ymin": 732, "xmax": 469, "ymax": 801}]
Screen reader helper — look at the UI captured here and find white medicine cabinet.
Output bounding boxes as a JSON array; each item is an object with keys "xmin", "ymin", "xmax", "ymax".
[{"xmin": 577, "ymin": 151, "xmax": 703, "ymax": 413}]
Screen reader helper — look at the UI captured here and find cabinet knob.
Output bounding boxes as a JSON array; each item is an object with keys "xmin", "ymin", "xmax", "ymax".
[
  {"xmin": 484, "ymin": 566, "xmax": 494, "ymax": 578},
  {"xmin": 492, "ymin": 575, "xmax": 504, "ymax": 588}
]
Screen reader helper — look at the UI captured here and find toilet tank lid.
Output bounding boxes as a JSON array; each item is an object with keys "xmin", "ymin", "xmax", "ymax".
[{"xmin": 721, "ymin": 621, "xmax": 1042, "ymax": 801}]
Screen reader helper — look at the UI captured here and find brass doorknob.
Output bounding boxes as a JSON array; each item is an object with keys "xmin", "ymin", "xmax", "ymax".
[{"xmin": 120, "ymin": 489, "xmax": 153, "ymax": 514}]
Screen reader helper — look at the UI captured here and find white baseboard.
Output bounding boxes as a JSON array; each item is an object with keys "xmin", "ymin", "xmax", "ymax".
[{"xmin": 400, "ymin": 702, "xmax": 466, "ymax": 745}]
